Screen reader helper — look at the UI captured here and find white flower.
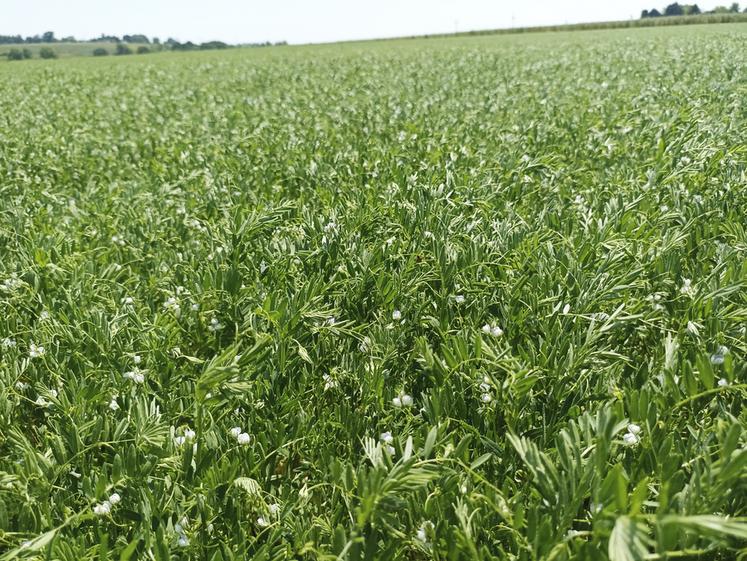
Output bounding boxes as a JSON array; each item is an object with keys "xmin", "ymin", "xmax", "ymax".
[
  {"xmin": 177, "ymin": 535, "xmax": 189, "ymax": 547},
  {"xmin": 230, "ymin": 426, "xmax": 242, "ymax": 438},
  {"xmin": 123, "ymin": 369, "xmax": 145, "ymax": 383},
  {"xmin": 35, "ymin": 396, "xmax": 50, "ymax": 407},
  {"xmin": 39, "ymin": 310, "xmax": 50, "ymax": 321},
  {"xmin": 133, "ymin": 354, "xmax": 142, "ymax": 364},
  {"xmin": 122, "ymin": 296, "xmax": 134, "ymax": 305},
  {"xmin": 392, "ymin": 309, "xmax": 402, "ymax": 321},
  {"xmin": 393, "ymin": 393, "xmax": 412, "ymax": 408},
  {"xmin": 710, "ymin": 346, "xmax": 728, "ymax": 365},
  {"xmin": 680, "ymin": 278, "xmax": 695, "ymax": 297},
  {"xmin": 627, "ymin": 423, "xmax": 641, "ymax": 435},
  {"xmin": 562, "ymin": 303, "xmax": 571, "ymax": 315},
  {"xmin": 686, "ymin": 321, "xmax": 699, "ymax": 336},
  {"xmin": 15, "ymin": 380, "xmax": 28, "ymax": 391},
  {"xmin": 237, "ymin": 432, "xmax": 252, "ymax": 445},
  {"xmin": 208, "ymin": 317, "xmax": 224, "ymax": 332},
  {"xmin": 109, "ymin": 397, "xmax": 120, "ymax": 411},
  {"xmin": 482, "ymin": 323, "xmax": 491, "ymax": 334},
  {"xmin": 111, "ymin": 235, "xmax": 125, "ymax": 246},
  {"xmin": 29, "ymin": 343, "xmax": 45, "ymax": 359},
  {"xmin": 380, "ymin": 431, "xmax": 394, "ymax": 445},
  {"xmin": 491, "ymin": 325, "xmax": 504, "ymax": 337},
  {"xmin": 2, "ymin": 337, "xmax": 16, "ymax": 349},
  {"xmin": 163, "ymin": 296, "xmax": 181, "ymax": 316},
  {"xmin": 184, "ymin": 428, "xmax": 196, "ymax": 441},
  {"xmin": 415, "ymin": 521, "xmax": 433, "ymax": 544},
  {"xmin": 454, "ymin": 294, "xmax": 465, "ymax": 304},
  {"xmin": 93, "ymin": 501, "xmax": 112, "ymax": 516},
  {"xmin": 717, "ymin": 378, "xmax": 729, "ymax": 387},
  {"xmin": 191, "ymin": 303, "xmax": 200, "ymax": 311},
  {"xmin": 622, "ymin": 432, "xmax": 640, "ymax": 446},
  {"xmin": 108, "ymin": 493, "xmax": 121, "ymax": 505},
  {"xmin": 481, "ymin": 393, "xmax": 492, "ymax": 403},
  {"xmin": 174, "ymin": 436, "xmax": 186, "ymax": 447},
  {"xmin": 257, "ymin": 516, "xmax": 269, "ymax": 528},
  {"xmin": 324, "ymin": 221, "xmax": 337, "ymax": 233},
  {"xmin": 268, "ymin": 503, "xmax": 280, "ymax": 515},
  {"xmin": 385, "ymin": 445, "xmax": 395, "ymax": 455}
]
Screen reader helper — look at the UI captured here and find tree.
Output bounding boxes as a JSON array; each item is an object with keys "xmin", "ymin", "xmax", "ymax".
[
  {"xmin": 39, "ymin": 47, "xmax": 57, "ymax": 59},
  {"xmin": 115, "ymin": 43, "xmax": 132, "ymax": 55},
  {"xmin": 93, "ymin": 47, "xmax": 109, "ymax": 56},
  {"xmin": 689, "ymin": 4, "xmax": 701, "ymax": 14},
  {"xmin": 664, "ymin": 3, "xmax": 684, "ymax": 15},
  {"xmin": 136, "ymin": 45, "xmax": 150, "ymax": 54},
  {"xmin": 641, "ymin": 9, "xmax": 650, "ymax": 17},
  {"xmin": 649, "ymin": 8, "xmax": 663, "ymax": 16},
  {"xmin": 41, "ymin": 31, "xmax": 55, "ymax": 43},
  {"xmin": 729, "ymin": 2, "xmax": 740, "ymax": 11}
]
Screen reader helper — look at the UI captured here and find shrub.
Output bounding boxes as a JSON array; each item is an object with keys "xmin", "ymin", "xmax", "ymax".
[
  {"xmin": 93, "ymin": 47, "xmax": 109, "ymax": 57},
  {"xmin": 115, "ymin": 43, "xmax": 132, "ymax": 56},
  {"xmin": 22, "ymin": 48, "xmax": 32, "ymax": 59},
  {"xmin": 39, "ymin": 47, "xmax": 57, "ymax": 59},
  {"xmin": 7, "ymin": 48, "xmax": 24, "ymax": 61},
  {"xmin": 136, "ymin": 46, "xmax": 150, "ymax": 54}
]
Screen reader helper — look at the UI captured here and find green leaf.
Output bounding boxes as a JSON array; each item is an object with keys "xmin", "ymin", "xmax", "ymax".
[{"xmin": 608, "ymin": 516, "xmax": 651, "ymax": 561}]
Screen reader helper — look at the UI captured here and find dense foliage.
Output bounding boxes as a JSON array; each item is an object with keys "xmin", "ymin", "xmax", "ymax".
[{"xmin": 0, "ymin": 24, "xmax": 745, "ymax": 561}]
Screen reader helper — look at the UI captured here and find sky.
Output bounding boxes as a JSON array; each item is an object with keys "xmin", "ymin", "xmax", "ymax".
[{"xmin": 1, "ymin": 1, "xmax": 734, "ymax": 45}]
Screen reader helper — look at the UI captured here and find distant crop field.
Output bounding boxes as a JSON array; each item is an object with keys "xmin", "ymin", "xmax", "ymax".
[
  {"xmin": 0, "ymin": 41, "xmax": 121, "ymax": 60},
  {"xmin": 0, "ymin": 23, "xmax": 745, "ymax": 561}
]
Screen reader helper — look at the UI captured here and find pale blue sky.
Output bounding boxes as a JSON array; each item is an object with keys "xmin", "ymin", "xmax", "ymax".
[{"xmin": 1, "ymin": 1, "xmax": 732, "ymax": 44}]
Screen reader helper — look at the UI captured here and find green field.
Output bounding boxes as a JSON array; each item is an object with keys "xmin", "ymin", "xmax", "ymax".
[
  {"xmin": 0, "ymin": 23, "xmax": 746, "ymax": 561},
  {"xmin": 0, "ymin": 42, "xmax": 121, "ymax": 60}
]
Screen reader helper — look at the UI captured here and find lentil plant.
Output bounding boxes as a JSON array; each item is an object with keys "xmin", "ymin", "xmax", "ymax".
[{"xmin": 0, "ymin": 24, "xmax": 746, "ymax": 561}]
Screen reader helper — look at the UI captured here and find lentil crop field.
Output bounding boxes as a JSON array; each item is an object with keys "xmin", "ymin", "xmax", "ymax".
[{"xmin": 0, "ymin": 23, "xmax": 746, "ymax": 561}]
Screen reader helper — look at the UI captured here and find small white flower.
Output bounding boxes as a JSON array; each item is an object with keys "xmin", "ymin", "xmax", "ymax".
[
  {"xmin": 322, "ymin": 373, "xmax": 338, "ymax": 390},
  {"xmin": 680, "ymin": 278, "xmax": 695, "ymax": 297},
  {"xmin": 491, "ymin": 325, "xmax": 504, "ymax": 337},
  {"xmin": 481, "ymin": 393, "xmax": 492, "ymax": 403},
  {"xmin": 622, "ymin": 432, "xmax": 640, "ymax": 446},
  {"xmin": 324, "ymin": 221, "xmax": 337, "ymax": 233},
  {"xmin": 482, "ymin": 323, "xmax": 491, "ymax": 334},
  {"xmin": 710, "ymin": 346, "xmax": 728, "ymax": 365},
  {"xmin": 174, "ymin": 435, "xmax": 186, "ymax": 447},
  {"xmin": 257, "ymin": 516, "xmax": 269, "ymax": 528},
  {"xmin": 109, "ymin": 397, "xmax": 120, "ymax": 411},
  {"xmin": 93, "ymin": 501, "xmax": 112, "ymax": 516},
  {"xmin": 2, "ymin": 337, "xmax": 16, "ymax": 349},
  {"xmin": 392, "ymin": 309, "xmax": 402, "ymax": 321},
  {"xmin": 35, "ymin": 396, "xmax": 50, "ymax": 407},
  {"xmin": 415, "ymin": 521, "xmax": 433, "ymax": 544},
  {"xmin": 392, "ymin": 396, "xmax": 402, "ymax": 408},
  {"xmin": 454, "ymin": 294, "xmax": 465, "ymax": 304},
  {"xmin": 268, "ymin": 503, "xmax": 280, "ymax": 515},
  {"xmin": 717, "ymin": 378, "xmax": 729, "ymax": 387},
  {"xmin": 29, "ymin": 343, "xmax": 45, "ymax": 359},
  {"xmin": 401, "ymin": 394, "xmax": 413, "ymax": 407},
  {"xmin": 108, "ymin": 493, "xmax": 121, "ymax": 505},
  {"xmin": 124, "ymin": 370, "xmax": 145, "ymax": 383},
  {"xmin": 686, "ymin": 321, "xmax": 699, "ymax": 336},
  {"xmin": 15, "ymin": 380, "xmax": 28, "ymax": 391},
  {"xmin": 385, "ymin": 445, "xmax": 396, "ymax": 455},
  {"xmin": 230, "ymin": 426, "xmax": 242, "ymax": 438},
  {"xmin": 122, "ymin": 296, "xmax": 134, "ymax": 305},
  {"xmin": 133, "ymin": 354, "xmax": 142, "ymax": 364},
  {"xmin": 177, "ymin": 535, "xmax": 189, "ymax": 547},
  {"xmin": 184, "ymin": 428, "xmax": 196, "ymax": 441},
  {"xmin": 380, "ymin": 431, "xmax": 394, "ymax": 444},
  {"xmin": 627, "ymin": 423, "xmax": 641, "ymax": 435},
  {"xmin": 237, "ymin": 432, "xmax": 252, "ymax": 445},
  {"xmin": 191, "ymin": 303, "xmax": 200, "ymax": 311},
  {"xmin": 208, "ymin": 317, "xmax": 224, "ymax": 332},
  {"xmin": 39, "ymin": 310, "xmax": 50, "ymax": 321},
  {"xmin": 562, "ymin": 303, "xmax": 571, "ymax": 315}
]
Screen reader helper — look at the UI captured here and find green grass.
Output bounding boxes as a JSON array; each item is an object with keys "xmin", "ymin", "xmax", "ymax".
[
  {"xmin": 0, "ymin": 23, "xmax": 746, "ymax": 561},
  {"xmin": 0, "ymin": 42, "xmax": 133, "ymax": 61}
]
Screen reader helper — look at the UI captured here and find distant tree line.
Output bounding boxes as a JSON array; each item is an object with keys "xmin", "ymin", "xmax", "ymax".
[
  {"xmin": 641, "ymin": 2, "xmax": 745, "ymax": 17},
  {"xmin": 2, "ymin": 31, "xmax": 287, "ymax": 61}
]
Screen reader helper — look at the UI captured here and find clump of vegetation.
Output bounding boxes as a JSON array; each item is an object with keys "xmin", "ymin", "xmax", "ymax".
[
  {"xmin": 93, "ymin": 47, "xmax": 109, "ymax": 56},
  {"xmin": 115, "ymin": 43, "xmax": 132, "ymax": 55},
  {"xmin": 39, "ymin": 46, "xmax": 57, "ymax": 59},
  {"xmin": 0, "ymin": 25, "xmax": 745, "ymax": 561},
  {"xmin": 136, "ymin": 45, "xmax": 150, "ymax": 54}
]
